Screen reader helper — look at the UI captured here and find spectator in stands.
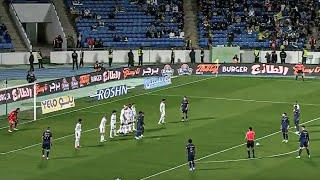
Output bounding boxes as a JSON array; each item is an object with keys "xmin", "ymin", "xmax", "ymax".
[
  {"xmin": 95, "ymin": 39, "xmax": 103, "ymax": 48},
  {"xmin": 265, "ymin": 52, "xmax": 271, "ymax": 63},
  {"xmin": 128, "ymin": 49, "xmax": 134, "ymax": 67},
  {"xmin": 29, "ymin": 52, "xmax": 34, "ymax": 71},
  {"xmin": 254, "ymin": 49, "xmax": 260, "ymax": 63},
  {"xmin": 37, "ymin": 49, "xmax": 44, "ymax": 69},
  {"xmin": 280, "ymin": 49, "xmax": 287, "ymax": 64},
  {"xmin": 26, "ymin": 71, "xmax": 36, "ymax": 83},
  {"xmin": 232, "ymin": 55, "xmax": 239, "ymax": 63},
  {"xmin": 83, "ymin": 9, "xmax": 92, "ymax": 18},
  {"xmin": 309, "ymin": 36, "xmax": 316, "ymax": 51},
  {"xmin": 189, "ymin": 49, "xmax": 196, "ymax": 64},
  {"xmin": 271, "ymin": 51, "xmax": 277, "ymax": 63},
  {"xmin": 227, "ymin": 32, "xmax": 234, "ymax": 46},
  {"xmin": 76, "ymin": 33, "xmax": 82, "ymax": 48},
  {"xmin": 87, "ymin": 37, "xmax": 94, "ymax": 50},
  {"xmin": 72, "ymin": 50, "xmax": 79, "ymax": 70}
]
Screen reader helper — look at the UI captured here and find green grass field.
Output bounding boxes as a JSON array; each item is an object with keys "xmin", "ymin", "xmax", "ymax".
[{"xmin": 1, "ymin": 76, "xmax": 320, "ymax": 180}]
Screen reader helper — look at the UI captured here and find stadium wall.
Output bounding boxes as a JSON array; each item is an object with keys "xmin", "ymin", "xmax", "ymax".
[{"xmin": 0, "ymin": 52, "xmax": 39, "ymax": 65}]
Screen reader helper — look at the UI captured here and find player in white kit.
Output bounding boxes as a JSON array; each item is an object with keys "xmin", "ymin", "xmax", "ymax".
[
  {"xmin": 124, "ymin": 106, "xmax": 131, "ymax": 134},
  {"xmin": 131, "ymin": 103, "xmax": 137, "ymax": 131},
  {"xmin": 110, "ymin": 110, "xmax": 117, "ymax": 138},
  {"xmin": 128, "ymin": 104, "xmax": 134, "ymax": 133},
  {"xmin": 75, "ymin": 119, "xmax": 82, "ymax": 149},
  {"xmin": 99, "ymin": 115, "xmax": 107, "ymax": 142},
  {"xmin": 158, "ymin": 99, "xmax": 166, "ymax": 124},
  {"xmin": 118, "ymin": 105, "xmax": 127, "ymax": 134}
]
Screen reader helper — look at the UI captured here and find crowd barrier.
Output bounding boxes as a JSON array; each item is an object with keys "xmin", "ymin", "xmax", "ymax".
[{"xmin": 1, "ymin": 63, "xmax": 319, "ymax": 104}]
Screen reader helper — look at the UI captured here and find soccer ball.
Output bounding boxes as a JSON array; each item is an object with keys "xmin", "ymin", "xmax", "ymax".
[{"xmin": 256, "ymin": 142, "xmax": 260, "ymax": 146}]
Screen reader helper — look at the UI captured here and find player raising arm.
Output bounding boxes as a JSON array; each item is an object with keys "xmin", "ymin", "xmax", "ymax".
[
  {"xmin": 186, "ymin": 139, "xmax": 196, "ymax": 171},
  {"xmin": 99, "ymin": 115, "xmax": 107, "ymax": 142},
  {"xmin": 42, "ymin": 127, "xmax": 53, "ymax": 160},
  {"xmin": 296, "ymin": 125, "xmax": 311, "ymax": 159},
  {"xmin": 8, "ymin": 108, "xmax": 20, "ymax": 133},
  {"xmin": 281, "ymin": 113, "xmax": 289, "ymax": 143},
  {"xmin": 181, "ymin": 96, "xmax": 189, "ymax": 122},
  {"xmin": 245, "ymin": 127, "xmax": 256, "ymax": 158},
  {"xmin": 158, "ymin": 99, "xmax": 166, "ymax": 124},
  {"xmin": 75, "ymin": 119, "xmax": 82, "ymax": 149}
]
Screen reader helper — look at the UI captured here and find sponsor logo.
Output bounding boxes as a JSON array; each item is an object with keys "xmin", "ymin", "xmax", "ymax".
[
  {"xmin": 293, "ymin": 66, "xmax": 320, "ymax": 74},
  {"xmin": 103, "ymin": 70, "xmax": 121, "ymax": 82},
  {"xmin": 161, "ymin": 64, "xmax": 174, "ymax": 77},
  {"xmin": 36, "ymin": 84, "xmax": 48, "ymax": 95},
  {"xmin": 79, "ymin": 74, "xmax": 90, "ymax": 87},
  {"xmin": 144, "ymin": 76, "xmax": 172, "ymax": 90},
  {"xmin": 177, "ymin": 64, "xmax": 193, "ymax": 75},
  {"xmin": 91, "ymin": 74, "xmax": 102, "ymax": 83},
  {"xmin": 0, "ymin": 92, "xmax": 11, "ymax": 103},
  {"xmin": 61, "ymin": 78, "xmax": 70, "ymax": 91},
  {"xmin": 221, "ymin": 65, "xmax": 248, "ymax": 73},
  {"xmin": 142, "ymin": 67, "xmax": 160, "ymax": 76},
  {"xmin": 92, "ymin": 85, "xmax": 128, "ymax": 101},
  {"xmin": 12, "ymin": 87, "xmax": 33, "ymax": 102},
  {"xmin": 49, "ymin": 82, "xmax": 61, "ymax": 93},
  {"xmin": 196, "ymin": 64, "xmax": 219, "ymax": 74},
  {"xmin": 123, "ymin": 68, "xmax": 141, "ymax": 79},
  {"xmin": 41, "ymin": 95, "xmax": 75, "ymax": 114},
  {"xmin": 71, "ymin": 76, "xmax": 79, "ymax": 89},
  {"xmin": 251, "ymin": 64, "xmax": 289, "ymax": 75}
]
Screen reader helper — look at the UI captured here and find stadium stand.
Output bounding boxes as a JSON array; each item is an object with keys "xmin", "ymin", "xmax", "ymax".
[
  {"xmin": 65, "ymin": 0, "xmax": 185, "ymax": 48},
  {"xmin": 198, "ymin": 0, "xmax": 316, "ymax": 49},
  {"xmin": 0, "ymin": 18, "xmax": 14, "ymax": 51}
]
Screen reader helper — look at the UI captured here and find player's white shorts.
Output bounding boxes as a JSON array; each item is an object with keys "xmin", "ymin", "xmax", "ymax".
[
  {"xmin": 161, "ymin": 113, "xmax": 165, "ymax": 118},
  {"xmin": 110, "ymin": 123, "xmax": 116, "ymax": 130},
  {"xmin": 75, "ymin": 132, "xmax": 81, "ymax": 140},
  {"xmin": 99, "ymin": 127, "xmax": 105, "ymax": 134},
  {"xmin": 120, "ymin": 118, "xmax": 124, "ymax": 125}
]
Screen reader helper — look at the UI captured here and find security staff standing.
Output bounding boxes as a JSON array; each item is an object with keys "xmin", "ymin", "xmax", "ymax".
[
  {"xmin": 200, "ymin": 48, "xmax": 204, "ymax": 63},
  {"xmin": 108, "ymin": 49, "xmax": 113, "ymax": 67},
  {"xmin": 138, "ymin": 47, "xmax": 143, "ymax": 66},
  {"xmin": 302, "ymin": 48, "xmax": 308, "ymax": 64},
  {"xmin": 29, "ymin": 52, "xmax": 34, "ymax": 71},
  {"xmin": 254, "ymin": 49, "xmax": 259, "ymax": 63},
  {"xmin": 171, "ymin": 48, "xmax": 175, "ymax": 64},
  {"xmin": 189, "ymin": 49, "xmax": 196, "ymax": 64},
  {"xmin": 72, "ymin": 50, "xmax": 79, "ymax": 70},
  {"xmin": 280, "ymin": 49, "xmax": 287, "ymax": 64},
  {"xmin": 37, "ymin": 49, "xmax": 44, "ymax": 69},
  {"xmin": 128, "ymin": 49, "xmax": 134, "ymax": 67},
  {"xmin": 79, "ymin": 49, "xmax": 84, "ymax": 68}
]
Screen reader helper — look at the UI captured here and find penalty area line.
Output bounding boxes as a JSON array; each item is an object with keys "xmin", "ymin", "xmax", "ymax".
[{"xmin": 138, "ymin": 116, "xmax": 320, "ymax": 180}]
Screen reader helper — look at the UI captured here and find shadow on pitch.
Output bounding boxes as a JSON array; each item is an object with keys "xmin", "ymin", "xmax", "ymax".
[
  {"xmin": 190, "ymin": 117, "xmax": 215, "ymax": 121},
  {"xmin": 144, "ymin": 134, "xmax": 175, "ymax": 139},
  {"xmin": 52, "ymin": 155, "xmax": 89, "ymax": 160},
  {"xmin": 198, "ymin": 167, "xmax": 229, "ymax": 171}
]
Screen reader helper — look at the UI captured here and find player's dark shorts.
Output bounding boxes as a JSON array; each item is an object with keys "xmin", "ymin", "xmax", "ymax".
[
  {"xmin": 42, "ymin": 142, "xmax": 51, "ymax": 150},
  {"xmin": 281, "ymin": 128, "xmax": 288, "ymax": 133},
  {"xmin": 181, "ymin": 109, "xmax": 188, "ymax": 113},
  {"xmin": 300, "ymin": 141, "xmax": 308, "ymax": 148},
  {"xmin": 294, "ymin": 120, "xmax": 299, "ymax": 125},
  {"xmin": 247, "ymin": 140, "xmax": 254, "ymax": 148},
  {"xmin": 188, "ymin": 154, "xmax": 195, "ymax": 161},
  {"xmin": 297, "ymin": 70, "xmax": 303, "ymax": 75}
]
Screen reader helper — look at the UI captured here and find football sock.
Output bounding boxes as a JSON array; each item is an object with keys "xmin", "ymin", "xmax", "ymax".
[
  {"xmin": 189, "ymin": 162, "xmax": 192, "ymax": 168},
  {"xmin": 285, "ymin": 134, "xmax": 288, "ymax": 140},
  {"xmin": 247, "ymin": 150, "xmax": 250, "ymax": 158},
  {"xmin": 46, "ymin": 151, "xmax": 49, "ymax": 158},
  {"xmin": 306, "ymin": 149, "xmax": 310, "ymax": 155},
  {"xmin": 298, "ymin": 149, "xmax": 302, "ymax": 156},
  {"xmin": 42, "ymin": 149, "xmax": 44, "ymax": 156},
  {"xmin": 252, "ymin": 149, "xmax": 255, "ymax": 157},
  {"xmin": 282, "ymin": 133, "xmax": 286, "ymax": 139}
]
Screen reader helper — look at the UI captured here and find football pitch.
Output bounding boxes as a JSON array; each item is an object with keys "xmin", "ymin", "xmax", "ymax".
[{"xmin": 0, "ymin": 76, "xmax": 320, "ymax": 180}]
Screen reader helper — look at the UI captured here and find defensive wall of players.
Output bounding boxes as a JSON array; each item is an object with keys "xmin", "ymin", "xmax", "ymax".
[
  {"xmin": 1, "ymin": 62, "xmax": 320, "ymax": 106},
  {"xmin": 1, "ymin": 49, "xmax": 320, "ymax": 65}
]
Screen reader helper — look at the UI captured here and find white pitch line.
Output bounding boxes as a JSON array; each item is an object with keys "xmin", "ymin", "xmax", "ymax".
[
  {"xmin": 0, "ymin": 77, "xmax": 214, "ymax": 131},
  {"xmin": 138, "ymin": 116, "xmax": 320, "ymax": 180},
  {"xmin": 198, "ymin": 150, "xmax": 298, "ymax": 164},
  {"xmin": 148, "ymin": 94, "xmax": 320, "ymax": 106}
]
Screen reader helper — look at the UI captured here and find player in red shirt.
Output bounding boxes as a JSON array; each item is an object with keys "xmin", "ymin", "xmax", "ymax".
[
  {"xmin": 8, "ymin": 108, "xmax": 20, "ymax": 133},
  {"xmin": 245, "ymin": 127, "xmax": 256, "ymax": 158},
  {"xmin": 295, "ymin": 63, "xmax": 304, "ymax": 81}
]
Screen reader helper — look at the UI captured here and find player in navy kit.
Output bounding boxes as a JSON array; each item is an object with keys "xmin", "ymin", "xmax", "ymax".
[
  {"xmin": 281, "ymin": 113, "xmax": 289, "ymax": 143},
  {"xmin": 181, "ymin": 96, "xmax": 189, "ymax": 121},
  {"xmin": 186, "ymin": 139, "xmax": 196, "ymax": 171},
  {"xmin": 293, "ymin": 104, "xmax": 301, "ymax": 134},
  {"xmin": 42, "ymin": 127, "xmax": 53, "ymax": 160},
  {"xmin": 296, "ymin": 125, "xmax": 310, "ymax": 159}
]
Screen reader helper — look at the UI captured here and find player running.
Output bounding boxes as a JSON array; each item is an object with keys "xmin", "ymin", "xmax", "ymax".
[
  {"xmin": 295, "ymin": 63, "xmax": 304, "ymax": 81},
  {"xmin": 296, "ymin": 125, "xmax": 311, "ymax": 159},
  {"xmin": 245, "ymin": 127, "xmax": 256, "ymax": 158},
  {"xmin": 158, "ymin": 99, "xmax": 166, "ymax": 124},
  {"xmin": 42, "ymin": 127, "xmax": 52, "ymax": 160},
  {"xmin": 181, "ymin": 96, "xmax": 189, "ymax": 122},
  {"xmin": 110, "ymin": 110, "xmax": 117, "ymax": 138},
  {"xmin": 281, "ymin": 113, "xmax": 289, "ymax": 143},
  {"xmin": 186, "ymin": 139, "xmax": 196, "ymax": 171},
  {"xmin": 99, "ymin": 115, "xmax": 107, "ymax": 142},
  {"xmin": 293, "ymin": 102, "xmax": 301, "ymax": 134},
  {"xmin": 75, "ymin": 119, "xmax": 82, "ymax": 149},
  {"xmin": 8, "ymin": 108, "xmax": 20, "ymax": 133}
]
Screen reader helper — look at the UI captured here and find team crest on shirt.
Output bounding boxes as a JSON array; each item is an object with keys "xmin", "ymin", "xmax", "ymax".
[
  {"xmin": 161, "ymin": 64, "xmax": 174, "ymax": 77},
  {"xmin": 177, "ymin": 64, "xmax": 193, "ymax": 75}
]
